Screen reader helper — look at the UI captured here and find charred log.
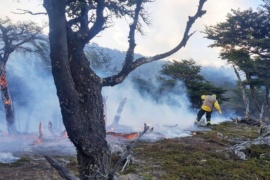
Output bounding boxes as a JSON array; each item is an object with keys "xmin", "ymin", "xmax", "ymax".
[
  {"xmin": 44, "ymin": 155, "xmax": 79, "ymax": 180},
  {"xmin": 231, "ymin": 116, "xmax": 262, "ymax": 126}
]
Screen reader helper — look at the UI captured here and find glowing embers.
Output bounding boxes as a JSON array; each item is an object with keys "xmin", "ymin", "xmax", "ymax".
[
  {"xmin": 36, "ymin": 122, "xmax": 43, "ymax": 144},
  {"xmin": 0, "ymin": 75, "xmax": 7, "ymax": 87},
  {"xmin": 106, "ymin": 131, "xmax": 139, "ymax": 140},
  {"xmin": 4, "ymin": 99, "xmax": 11, "ymax": 105},
  {"xmin": 35, "ymin": 121, "xmax": 68, "ymax": 144}
]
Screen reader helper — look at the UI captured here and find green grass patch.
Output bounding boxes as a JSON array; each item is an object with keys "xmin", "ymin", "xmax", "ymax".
[{"xmin": 122, "ymin": 121, "xmax": 270, "ymax": 179}]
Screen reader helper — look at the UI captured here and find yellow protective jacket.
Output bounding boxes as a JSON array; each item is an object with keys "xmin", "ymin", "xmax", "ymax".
[{"xmin": 201, "ymin": 95, "xmax": 221, "ymax": 112}]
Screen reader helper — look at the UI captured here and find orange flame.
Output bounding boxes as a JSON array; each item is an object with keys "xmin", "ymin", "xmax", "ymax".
[
  {"xmin": 60, "ymin": 130, "xmax": 68, "ymax": 138},
  {"xmin": 0, "ymin": 75, "xmax": 7, "ymax": 87},
  {"xmin": 106, "ymin": 131, "xmax": 139, "ymax": 140},
  {"xmin": 4, "ymin": 99, "xmax": 11, "ymax": 105},
  {"xmin": 36, "ymin": 138, "xmax": 42, "ymax": 144}
]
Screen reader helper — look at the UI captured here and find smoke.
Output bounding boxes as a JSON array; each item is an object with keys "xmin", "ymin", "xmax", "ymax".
[
  {"xmin": 0, "ymin": 152, "xmax": 19, "ymax": 163},
  {"xmin": 103, "ymin": 62, "xmax": 194, "ymax": 130},
  {"xmin": 6, "ymin": 53, "xmax": 63, "ymax": 134},
  {"xmin": 201, "ymin": 65, "xmax": 237, "ymax": 87},
  {"xmin": 0, "ymin": 47, "xmax": 238, "ymax": 163}
]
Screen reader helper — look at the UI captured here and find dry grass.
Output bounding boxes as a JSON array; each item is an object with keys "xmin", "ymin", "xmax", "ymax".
[{"xmin": 1, "ymin": 121, "xmax": 270, "ymax": 180}]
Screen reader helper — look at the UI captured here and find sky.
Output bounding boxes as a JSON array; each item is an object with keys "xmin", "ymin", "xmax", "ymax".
[
  {"xmin": 0, "ymin": 0, "xmax": 262, "ymax": 67},
  {"xmin": 0, "ymin": 1, "xmax": 262, "ymax": 156}
]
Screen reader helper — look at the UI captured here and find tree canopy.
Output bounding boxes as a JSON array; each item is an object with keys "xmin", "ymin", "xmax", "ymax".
[
  {"xmin": 160, "ymin": 59, "xmax": 228, "ymax": 109},
  {"xmin": 0, "ymin": 17, "xmax": 46, "ymax": 134},
  {"xmin": 203, "ymin": 0, "xmax": 270, "ymax": 114}
]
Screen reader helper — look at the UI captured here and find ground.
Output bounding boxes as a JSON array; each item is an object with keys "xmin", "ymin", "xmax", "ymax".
[{"xmin": 1, "ymin": 121, "xmax": 270, "ymax": 180}]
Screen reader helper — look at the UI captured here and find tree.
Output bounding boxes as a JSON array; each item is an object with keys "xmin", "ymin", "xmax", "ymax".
[
  {"xmin": 42, "ymin": 0, "xmax": 207, "ymax": 179},
  {"xmin": 160, "ymin": 59, "xmax": 227, "ymax": 109},
  {"xmin": 204, "ymin": 1, "xmax": 270, "ymax": 115},
  {"xmin": 0, "ymin": 17, "xmax": 45, "ymax": 134}
]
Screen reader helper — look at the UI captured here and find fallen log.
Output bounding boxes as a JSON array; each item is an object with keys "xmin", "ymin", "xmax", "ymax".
[
  {"xmin": 44, "ymin": 156, "xmax": 79, "ymax": 180},
  {"xmin": 231, "ymin": 116, "xmax": 262, "ymax": 126}
]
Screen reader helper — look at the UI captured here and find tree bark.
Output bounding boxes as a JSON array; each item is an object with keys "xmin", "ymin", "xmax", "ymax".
[
  {"xmin": 43, "ymin": 0, "xmax": 207, "ymax": 179},
  {"xmin": 44, "ymin": 1, "xmax": 110, "ymax": 179},
  {"xmin": 67, "ymin": 40, "xmax": 110, "ymax": 179},
  {"xmin": 246, "ymin": 73, "xmax": 261, "ymax": 112},
  {"xmin": 0, "ymin": 62, "xmax": 17, "ymax": 134},
  {"xmin": 233, "ymin": 66, "xmax": 249, "ymax": 117}
]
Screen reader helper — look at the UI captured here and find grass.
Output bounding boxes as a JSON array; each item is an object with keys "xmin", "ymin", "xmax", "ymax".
[
  {"xmin": 1, "ymin": 121, "xmax": 270, "ymax": 179},
  {"xmin": 121, "ymin": 121, "xmax": 270, "ymax": 179},
  {"xmin": 0, "ymin": 157, "xmax": 30, "ymax": 167}
]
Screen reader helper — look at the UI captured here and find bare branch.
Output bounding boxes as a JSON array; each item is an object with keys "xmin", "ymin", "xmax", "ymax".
[
  {"xmin": 83, "ymin": 0, "xmax": 106, "ymax": 44},
  {"xmin": 108, "ymin": 123, "xmax": 150, "ymax": 180},
  {"xmin": 102, "ymin": 0, "xmax": 207, "ymax": 86},
  {"xmin": 12, "ymin": 9, "xmax": 47, "ymax": 15}
]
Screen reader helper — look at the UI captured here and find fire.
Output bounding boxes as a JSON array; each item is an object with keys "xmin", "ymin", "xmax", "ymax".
[
  {"xmin": 36, "ymin": 138, "xmax": 42, "ymax": 144},
  {"xmin": 60, "ymin": 130, "xmax": 68, "ymax": 138},
  {"xmin": 106, "ymin": 131, "xmax": 139, "ymax": 140},
  {"xmin": 4, "ymin": 99, "xmax": 11, "ymax": 105},
  {"xmin": 0, "ymin": 75, "xmax": 7, "ymax": 87}
]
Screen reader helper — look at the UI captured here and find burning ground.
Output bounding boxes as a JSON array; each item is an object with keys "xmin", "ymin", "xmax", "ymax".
[{"xmin": 0, "ymin": 121, "xmax": 270, "ymax": 179}]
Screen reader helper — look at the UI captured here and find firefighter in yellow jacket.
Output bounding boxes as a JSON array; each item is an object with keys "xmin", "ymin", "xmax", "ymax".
[{"xmin": 194, "ymin": 94, "xmax": 222, "ymax": 126}]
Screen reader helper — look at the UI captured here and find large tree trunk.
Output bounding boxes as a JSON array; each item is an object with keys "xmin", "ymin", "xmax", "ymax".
[
  {"xmin": 0, "ymin": 62, "xmax": 17, "ymax": 134},
  {"xmin": 67, "ymin": 39, "xmax": 110, "ymax": 179},
  {"xmin": 44, "ymin": 0, "xmax": 110, "ymax": 179},
  {"xmin": 44, "ymin": 0, "xmax": 207, "ymax": 179}
]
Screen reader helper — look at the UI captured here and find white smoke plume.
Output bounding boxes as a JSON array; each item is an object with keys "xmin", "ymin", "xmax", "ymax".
[{"xmin": 0, "ymin": 48, "xmax": 234, "ymax": 163}]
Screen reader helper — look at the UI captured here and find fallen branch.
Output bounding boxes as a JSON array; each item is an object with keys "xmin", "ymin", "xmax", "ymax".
[
  {"xmin": 108, "ymin": 123, "xmax": 150, "ymax": 180},
  {"xmin": 121, "ymin": 154, "xmax": 132, "ymax": 172},
  {"xmin": 44, "ymin": 155, "xmax": 79, "ymax": 180}
]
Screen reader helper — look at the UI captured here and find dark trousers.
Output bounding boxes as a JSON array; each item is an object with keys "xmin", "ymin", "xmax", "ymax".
[{"xmin": 197, "ymin": 109, "xmax": 212, "ymax": 122}]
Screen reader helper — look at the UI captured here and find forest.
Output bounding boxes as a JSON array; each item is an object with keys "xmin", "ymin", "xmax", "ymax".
[{"xmin": 0, "ymin": 0, "xmax": 270, "ymax": 179}]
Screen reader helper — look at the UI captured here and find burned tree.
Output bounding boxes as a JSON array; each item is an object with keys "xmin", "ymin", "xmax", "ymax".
[
  {"xmin": 43, "ymin": 0, "xmax": 207, "ymax": 179},
  {"xmin": 0, "ymin": 17, "xmax": 45, "ymax": 134}
]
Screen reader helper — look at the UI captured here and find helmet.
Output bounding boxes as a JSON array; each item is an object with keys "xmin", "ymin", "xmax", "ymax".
[{"xmin": 212, "ymin": 94, "xmax": 216, "ymax": 98}]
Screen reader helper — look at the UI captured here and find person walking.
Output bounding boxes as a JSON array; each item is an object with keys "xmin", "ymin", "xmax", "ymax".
[{"xmin": 194, "ymin": 94, "xmax": 222, "ymax": 126}]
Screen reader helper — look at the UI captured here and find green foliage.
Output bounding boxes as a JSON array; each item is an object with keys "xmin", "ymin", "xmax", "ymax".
[
  {"xmin": 161, "ymin": 59, "xmax": 204, "ymax": 84},
  {"xmin": 160, "ymin": 59, "xmax": 228, "ymax": 108},
  {"xmin": 203, "ymin": 2, "xmax": 270, "ymax": 114}
]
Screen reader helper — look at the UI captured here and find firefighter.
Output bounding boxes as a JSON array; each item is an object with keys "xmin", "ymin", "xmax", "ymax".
[{"xmin": 194, "ymin": 94, "xmax": 222, "ymax": 126}]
